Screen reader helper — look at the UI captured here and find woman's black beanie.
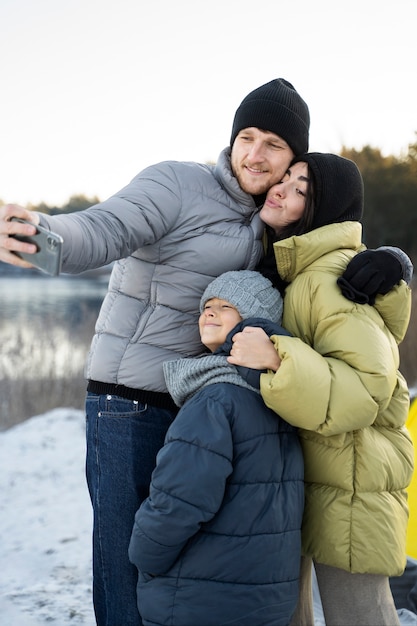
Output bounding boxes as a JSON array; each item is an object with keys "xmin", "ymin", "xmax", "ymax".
[
  {"xmin": 292, "ymin": 152, "xmax": 364, "ymax": 228},
  {"xmin": 230, "ymin": 78, "xmax": 310, "ymax": 156}
]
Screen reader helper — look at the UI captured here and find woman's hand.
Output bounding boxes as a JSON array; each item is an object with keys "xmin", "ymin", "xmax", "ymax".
[
  {"xmin": 227, "ymin": 326, "xmax": 281, "ymax": 372},
  {"xmin": 0, "ymin": 204, "xmax": 40, "ymax": 268}
]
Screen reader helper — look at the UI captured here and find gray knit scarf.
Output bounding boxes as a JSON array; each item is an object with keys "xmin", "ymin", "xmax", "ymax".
[{"xmin": 163, "ymin": 354, "xmax": 260, "ymax": 408}]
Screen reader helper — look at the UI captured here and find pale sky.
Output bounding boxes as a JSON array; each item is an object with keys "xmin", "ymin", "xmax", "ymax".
[{"xmin": 1, "ymin": 0, "xmax": 416, "ymax": 206}]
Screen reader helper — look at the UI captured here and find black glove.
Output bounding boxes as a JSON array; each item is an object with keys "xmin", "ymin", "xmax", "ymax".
[{"xmin": 337, "ymin": 250, "xmax": 403, "ymax": 305}]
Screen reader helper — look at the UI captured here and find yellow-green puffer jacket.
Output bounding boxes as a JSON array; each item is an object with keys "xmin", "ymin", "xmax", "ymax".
[{"xmin": 261, "ymin": 221, "xmax": 414, "ymax": 576}]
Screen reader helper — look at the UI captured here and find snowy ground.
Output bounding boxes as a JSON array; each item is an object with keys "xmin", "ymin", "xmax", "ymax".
[
  {"xmin": 0, "ymin": 409, "xmax": 95, "ymax": 625},
  {"xmin": 1, "ymin": 409, "xmax": 415, "ymax": 626}
]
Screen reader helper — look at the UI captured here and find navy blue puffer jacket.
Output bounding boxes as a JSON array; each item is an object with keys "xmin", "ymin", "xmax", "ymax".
[{"xmin": 129, "ymin": 337, "xmax": 304, "ymax": 626}]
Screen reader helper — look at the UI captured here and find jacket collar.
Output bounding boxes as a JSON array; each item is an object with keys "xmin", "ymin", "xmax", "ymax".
[{"xmin": 273, "ymin": 222, "xmax": 363, "ymax": 283}]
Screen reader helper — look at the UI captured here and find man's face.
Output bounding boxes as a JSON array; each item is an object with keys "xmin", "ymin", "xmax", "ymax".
[
  {"xmin": 231, "ymin": 127, "xmax": 294, "ymax": 196},
  {"xmin": 199, "ymin": 298, "xmax": 242, "ymax": 352}
]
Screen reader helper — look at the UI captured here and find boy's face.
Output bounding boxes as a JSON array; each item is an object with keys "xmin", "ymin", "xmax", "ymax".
[
  {"xmin": 231, "ymin": 127, "xmax": 294, "ymax": 196},
  {"xmin": 199, "ymin": 298, "xmax": 242, "ymax": 352}
]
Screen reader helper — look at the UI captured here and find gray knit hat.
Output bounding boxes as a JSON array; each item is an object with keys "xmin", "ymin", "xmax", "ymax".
[
  {"xmin": 200, "ymin": 270, "xmax": 283, "ymax": 324},
  {"xmin": 230, "ymin": 78, "xmax": 310, "ymax": 155}
]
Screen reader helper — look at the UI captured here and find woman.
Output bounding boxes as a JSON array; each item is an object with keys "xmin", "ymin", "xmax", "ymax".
[{"xmin": 228, "ymin": 153, "xmax": 414, "ymax": 626}]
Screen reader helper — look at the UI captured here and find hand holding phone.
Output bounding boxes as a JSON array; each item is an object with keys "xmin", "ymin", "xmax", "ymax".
[{"xmin": 11, "ymin": 218, "xmax": 63, "ymax": 276}]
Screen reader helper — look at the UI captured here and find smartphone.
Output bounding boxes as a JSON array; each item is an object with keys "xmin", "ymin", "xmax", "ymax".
[{"xmin": 11, "ymin": 218, "xmax": 64, "ymax": 276}]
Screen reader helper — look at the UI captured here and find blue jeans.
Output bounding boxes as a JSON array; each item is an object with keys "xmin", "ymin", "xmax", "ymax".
[
  {"xmin": 390, "ymin": 556, "xmax": 417, "ymax": 615},
  {"xmin": 85, "ymin": 393, "xmax": 175, "ymax": 626}
]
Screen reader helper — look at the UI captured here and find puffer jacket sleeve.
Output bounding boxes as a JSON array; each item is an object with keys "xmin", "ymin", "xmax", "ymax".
[
  {"xmin": 261, "ymin": 271, "xmax": 402, "ymax": 436},
  {"xmin": 128, "ymin": 393, "xmax": 233, "ymax": 576},
  {"xmin": 378, "ymin": 246, "xmax": 414, "ymax": 285},
  {"xmin": 373, "ymin": 281, "xmax": 412, "ymax": 343},
  {"xmin": 38, "ymin": 162, "xmax": 184, "ymax": 272}
]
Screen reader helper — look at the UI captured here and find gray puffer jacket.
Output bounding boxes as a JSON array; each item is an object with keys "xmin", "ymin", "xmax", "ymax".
[{"xmin": 38, "ymin": 148, "xmax": 264, "ymax": 393}]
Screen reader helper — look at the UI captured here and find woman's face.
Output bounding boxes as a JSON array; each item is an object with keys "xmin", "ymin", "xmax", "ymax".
[{"xmin": 259, "ymin": 161, "xmax": 309, "ymax": 235}]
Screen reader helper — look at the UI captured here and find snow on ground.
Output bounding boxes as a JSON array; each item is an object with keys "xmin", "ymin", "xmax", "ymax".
[
  {"xmin": 1, "ymin": 408, "xmax": 415, "ymax": 626},
  {"xmin": 0, "ymin": 409, "xmax": 95, "ymax": 625}
]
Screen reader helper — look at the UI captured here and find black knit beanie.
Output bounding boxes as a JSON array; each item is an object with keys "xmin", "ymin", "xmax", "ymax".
[
  {"xmin": 292, "ymin": 153, "xmax": 364, "ymax": 229},
  {"xmin": 230, "ymin": 78, "xmax": 310, "ymax": 155}
]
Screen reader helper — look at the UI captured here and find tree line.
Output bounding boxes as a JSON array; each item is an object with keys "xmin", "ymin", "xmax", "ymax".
[
  {"xmin": 341, "ymin": 136, "xmax": 417, "ymax": 266},
  {"xmin": 17, "ymin": 137, "xmax": 417, "ymax": 267},
  {"xmin": 27, "ymin": 194, "xmax": 101, "ymax": 216}
]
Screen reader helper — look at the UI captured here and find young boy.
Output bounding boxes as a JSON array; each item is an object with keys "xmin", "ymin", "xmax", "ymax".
[{"xmin": 128, "ymin": 270, "xmax": 304, "ymax": 626}]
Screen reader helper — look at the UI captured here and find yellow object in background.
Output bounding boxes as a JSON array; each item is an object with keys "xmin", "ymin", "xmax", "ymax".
[{"xmin": 406, "ymin": 397, "xmax": 417, "ymax": 558}]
